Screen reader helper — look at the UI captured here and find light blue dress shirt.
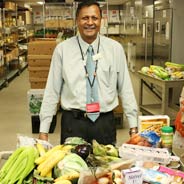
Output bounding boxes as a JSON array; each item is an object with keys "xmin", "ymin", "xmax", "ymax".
[{"xmin": 39, "ymin": 34, "xmax": 138, "ymax": 133}]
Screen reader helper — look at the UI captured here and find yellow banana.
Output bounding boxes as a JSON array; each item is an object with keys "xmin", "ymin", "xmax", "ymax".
[
  {"xmin": 54, "ymin": 171, "xmax": 80, "ymax": 182},
  {"xmin": 54, "ymin": 179, "xmax": 72, "ymax": 184}
]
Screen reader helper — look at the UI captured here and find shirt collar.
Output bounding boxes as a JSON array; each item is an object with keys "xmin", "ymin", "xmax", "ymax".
[{"xmin": 77, "ymin": 34, "xmax": 100, "ymax": 55}]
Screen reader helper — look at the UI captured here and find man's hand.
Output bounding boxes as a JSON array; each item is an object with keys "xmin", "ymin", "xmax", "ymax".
[{"xmin": 39, "ymin": 132, "xmax": 48, "ymax": 141}]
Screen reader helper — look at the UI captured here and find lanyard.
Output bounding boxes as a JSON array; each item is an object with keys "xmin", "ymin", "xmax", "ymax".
[{"xmin": 76, "ymin": 36, "xmax": 100, "ymax": 88}]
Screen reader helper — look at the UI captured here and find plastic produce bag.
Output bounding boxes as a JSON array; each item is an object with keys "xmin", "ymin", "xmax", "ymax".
[{"xmin": 174, "ymin": 110, "xmax": 184, "ymax": 137}]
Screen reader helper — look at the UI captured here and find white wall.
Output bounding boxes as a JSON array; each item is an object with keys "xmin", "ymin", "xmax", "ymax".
[{"xmin": 171, "ymin": 0, "xmax": 184, "ymax": 64}]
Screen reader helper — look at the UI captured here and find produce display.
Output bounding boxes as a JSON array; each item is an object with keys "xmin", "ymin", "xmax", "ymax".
[
  {"xmin": 0, "ymin": 136, "xmax": 184, "ymax": 184},
  {"xmin": 0, "ymin": 138, "xmax": 129, "ymax": 184},
  {"xmin": 140, "ymin": 62, "xmax": 184, "ymax": 80}
]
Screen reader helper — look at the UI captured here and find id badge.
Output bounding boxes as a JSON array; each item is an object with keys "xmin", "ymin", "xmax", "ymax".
[{"xmin": 86, "ymin": 103, "xmax": 100, "ymax": 113}]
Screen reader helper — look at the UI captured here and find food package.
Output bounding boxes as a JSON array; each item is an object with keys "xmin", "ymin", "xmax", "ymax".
[
  {"xmin": 119, "ymin": 143, "xmax": 171, "ymax": 165},
  {"xmin": 180, "ymin": 86, "xmax": 184, "ymax": 122},
  {"xmin": 122, "ymin": 167, "xmax": 143, "ymax": 184},
  {"xmin": 138, "ymin": 115, "xmax": 170, "ymax": 135},
  {"xmin": 174, "ymin": 87, "xmax": 184, "ymax": 137},
  {"xmin": 27, "ymin": 89, "xmax": 44, "ymax": 115}
]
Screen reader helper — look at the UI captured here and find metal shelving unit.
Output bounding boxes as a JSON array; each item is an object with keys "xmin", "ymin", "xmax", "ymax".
[
  {"xmin": 2, "ymin": 6, "xmax": 20, "ymax": 84},
  {"xmin": 0, "ymin": 4, "xmax": 33, "ymax": 89},
  {"xmin": 43, "ymin": 2, "xmax": 75, "ymax": 39}
]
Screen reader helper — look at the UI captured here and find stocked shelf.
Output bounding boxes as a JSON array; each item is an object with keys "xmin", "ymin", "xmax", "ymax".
[
  {"xmin": 0, "ymin": 78, "xmax": 6, "ymax": 89},
  {"xmin": 0, "ymin": 3, "xmax": 33, "ymax": 89},
  {"xmin": 6, "ymin": 68, "xmax": 19, "ymax": 81}
]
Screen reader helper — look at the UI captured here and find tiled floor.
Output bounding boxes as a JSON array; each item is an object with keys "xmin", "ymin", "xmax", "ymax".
[{"xmin": 0, "ymin": 68, "xmax": 144, "ymax": 151}]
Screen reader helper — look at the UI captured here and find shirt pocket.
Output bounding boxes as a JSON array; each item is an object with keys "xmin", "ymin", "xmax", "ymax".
[{"xmin": 97, "ymin": 60, "xmax": 116, "ymax": 88}]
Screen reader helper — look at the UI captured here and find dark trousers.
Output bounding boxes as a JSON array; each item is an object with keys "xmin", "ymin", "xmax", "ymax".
[{"xmin": 60, "ymin": 109, "xmax": 116, "ymax": 145}]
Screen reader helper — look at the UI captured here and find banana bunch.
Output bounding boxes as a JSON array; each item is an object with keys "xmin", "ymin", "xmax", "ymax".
[
  {"xmin": 165, "ymin": 61, "xmax": 184, "ymax": 71},
  {"xmin": 35, "ymin": 144, "xmax": 73, "ymax": 177},
  {"xmin": 0, "ymin": 146, "xmax": 38, "ymax": 184},
  {"xmin": 92, "ymin": 140, "xmax": 119, "ymax": 157},
  {"xmin": 170, "ymin": 71, "xmax": 184, "ymax": 80}
]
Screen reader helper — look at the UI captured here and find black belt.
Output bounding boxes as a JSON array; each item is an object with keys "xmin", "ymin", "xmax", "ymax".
[{"xmin": 61, "ymin": 109, "xmax": 112, "ymax": 119}]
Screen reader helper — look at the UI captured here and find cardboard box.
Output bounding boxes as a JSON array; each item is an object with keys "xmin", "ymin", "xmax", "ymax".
[
  {"xmin": 29, "ymin": 77, "xmax": 47, "ymax": 89},
  {"xmin": 9, "ymin": 60, "xmax": 19, "ymax": 70},
  {"xmin": 29, "ymin": 77, "xmax": 47, "ymax": 83},
  {"xmin": 25, "ymin": 10, "xmax": 32, "ymax": 25},
  {"xmin": 0, "ymin": 66, "xmax": 4, "ymax": 77},
  {"xmin": 59, "ymin": 19, "xmax": 73, "ymax": 29},
  {"xmin": 138, "ymin": 115, "xmax": 170, "ymax": 135},
  {"xmin": 28, "ymin": 41, "xmax": 57, "ymax": 55},
  {"xmin": 113, "ymin": 98, "xmax": 123, "ymax": 113},
  {"xmin": 11, "ymin": 47, "xmax": 19, "ymax": 58},
  {"xmin": 45, "ymin": 19, "xmax": 59, "ymax": 28},
  {"xmin": 4, "ymin": 2, "xmax": 17, "ymax": 11},
  {"xmin": 30, "ymin": 82, "xmax": 46, "ymax": 89},
  {"xmin": 28, "ymin": 55, "xmax": 52, "ymax": 67},
  {"xmin": 28, "ymin": 66, "xmax": 50, "ymax": 78}
]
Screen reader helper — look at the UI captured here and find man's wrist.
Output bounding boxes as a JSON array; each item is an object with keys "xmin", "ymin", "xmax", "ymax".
[{"xmin": 129, "ymin": 127, "xmax": 138, "ymax": 135}]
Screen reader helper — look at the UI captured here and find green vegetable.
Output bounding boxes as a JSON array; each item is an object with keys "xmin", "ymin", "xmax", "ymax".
[
  {"xmin": 165, "ymin": 61, "xmax": 184, "ymax": 70},
  {"xmin": 141, "ymin": 66, "xmax": 150, "ymax": 74},
  {"xmin": 92, "ymin": 140, "xmax": 106, "ymax": 156},
  {"xmin": 150, "ymin": 65, "xmax": 169, "ymax": 79},
  {"xmin": 54, "ymin": 153, "xmax": 88, "ymax": 178},
  {"xmin": 64, "ymin": 137, "xmax": 88, "ymax": 145},
  {"xmin": 0, "ymin": 146, "xmax": 38, "ymax": 184},
  {"xmin": 29, "ymin": 95, "xmax": 42, "ymax": 114},
  {"xmin": 0, "ymin": 147, "xmax": 25, "ymax": 180},
  {"xmin": 104, "ymin": 144, "xmax": 119, "ymax": 157}
]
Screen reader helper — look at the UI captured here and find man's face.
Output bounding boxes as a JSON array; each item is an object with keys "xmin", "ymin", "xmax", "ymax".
[{"xmin": 76, "ymin": 5, "xmax": 101, "ymax": 44}]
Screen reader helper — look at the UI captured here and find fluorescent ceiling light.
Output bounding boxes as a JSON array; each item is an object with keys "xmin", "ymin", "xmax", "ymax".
[{"xmin": 37, "ymin": 1, "xmax": 44, "ymax": 5}]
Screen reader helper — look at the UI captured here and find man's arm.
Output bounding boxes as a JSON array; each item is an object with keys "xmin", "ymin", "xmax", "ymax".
[
  {"xmin": 116, "ymin": 44, "xmax": 138, "ymax": 135},
  {"xmin": 39, "ymin": 45, "xmax": 63, "ymax": 140}
]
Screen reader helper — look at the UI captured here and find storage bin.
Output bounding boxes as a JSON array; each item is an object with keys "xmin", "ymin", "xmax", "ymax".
[{"xmin": 31, "ymin": 115, "xmax": 57, "ymax": 133}]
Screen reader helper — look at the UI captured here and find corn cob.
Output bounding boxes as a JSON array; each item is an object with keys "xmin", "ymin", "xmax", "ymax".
[
  {"xmin": 36, "ymin": 143, "xmax": 46, "ymax": 156},
  {"xmin": 39, "ymin": 150, "xmax": 66, "ymax": 177},
  {"xmin": 0, "ymin": 147, "xmax": 25, "ymax": 181},
  {"xmin": 36, "ymin": 143, "xmax": 52, "ymax": 177},
  {"xmin": 165, "ymin": 62, "xmax": 184, "ymax": 71},
  {"xmin": 35, "ymin": 144, "xmax": 64, "ymax": 165}
]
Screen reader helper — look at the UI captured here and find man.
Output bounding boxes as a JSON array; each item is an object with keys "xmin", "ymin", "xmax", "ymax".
[{"xmin": 39, "ymin": 0, "xmax": 138, "ymax": 145}]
